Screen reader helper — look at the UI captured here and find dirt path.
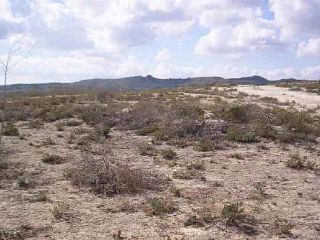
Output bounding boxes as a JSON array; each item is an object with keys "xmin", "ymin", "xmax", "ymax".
[{"xmin": 236, "ymin": 85, "xmax": 320, "ymax": 109}]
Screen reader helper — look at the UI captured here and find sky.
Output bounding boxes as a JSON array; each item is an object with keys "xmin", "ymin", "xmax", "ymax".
[{"xmin": 0, "ymin": 0, "xmax": 320, "ymax": 84}]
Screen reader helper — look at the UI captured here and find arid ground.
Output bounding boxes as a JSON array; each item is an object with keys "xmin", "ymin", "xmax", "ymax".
[{"xmin": 1, "ymin": 84, "xmax": 320, "ymax": 240}]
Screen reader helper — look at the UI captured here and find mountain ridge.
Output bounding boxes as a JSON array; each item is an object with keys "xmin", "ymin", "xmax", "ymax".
[{"xmin": 0, "ymin": 75, "xmax": 300, "ymax": 92}]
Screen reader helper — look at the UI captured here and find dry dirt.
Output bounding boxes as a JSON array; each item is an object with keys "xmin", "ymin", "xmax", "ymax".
[{"xmin": 1, "ymin": 87, "xmax": 320, "ymax": 240}]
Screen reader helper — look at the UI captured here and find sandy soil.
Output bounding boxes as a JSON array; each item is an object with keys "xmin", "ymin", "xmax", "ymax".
[
  {"xmin": 236, "ymin": 85, "xmax": 320, "ymax": 109},
  {"xmin": 1, "ymin": 119, "xmax": 320, "ymax": 239},
  {"xmin": 1, "ymin": 88, "xmax": 320, "ymax": 239}
]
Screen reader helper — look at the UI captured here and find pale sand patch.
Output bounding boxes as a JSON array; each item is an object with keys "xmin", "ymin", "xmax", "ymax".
[{"xmin": 236, "ymin": 85, "xmax": 320, "ymax": 109}]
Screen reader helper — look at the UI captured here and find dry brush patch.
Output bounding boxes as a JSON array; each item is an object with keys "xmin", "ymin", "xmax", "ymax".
[{"xmin": 66, "ymin": 154, "xmax": 169, "ymax": 196}]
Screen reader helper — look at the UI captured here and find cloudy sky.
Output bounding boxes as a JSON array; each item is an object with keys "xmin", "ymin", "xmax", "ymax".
[{"xmin": 0, "ymin": 0, "xmax": 320, "ymax": 84}]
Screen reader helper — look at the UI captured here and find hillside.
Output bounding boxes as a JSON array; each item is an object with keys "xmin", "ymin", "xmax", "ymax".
[{"xmin": 0, "ymin": 75, "xmax": 270, "ymax": 92}]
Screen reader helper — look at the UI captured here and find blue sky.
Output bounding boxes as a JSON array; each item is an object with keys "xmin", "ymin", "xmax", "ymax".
[{"xmin": 0, "ymin": 0, "xmax": 320, "ymax": 84}]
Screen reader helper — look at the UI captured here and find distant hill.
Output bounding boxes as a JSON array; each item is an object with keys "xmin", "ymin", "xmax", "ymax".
[{"xmin": 0, "ymin": 75, "xmax": 272, "ymax": 92}]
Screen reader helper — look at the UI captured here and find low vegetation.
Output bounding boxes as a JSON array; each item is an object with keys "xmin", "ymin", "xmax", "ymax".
[
  {"xmin": 66, "ymin": 155, "xmax": 168, "ymax": 196},
  {"xmin": 146, "ymin": 197, "xmax": 178, "ymax": 216},
  {"xmin": 42, "ymin": 154, "xmax": 65, "ymax": 165},
  {"xmin": 286, "ymin": 152, "xmax": 316, "ymax": 171},
  {"xmin": 2, "ymin": 122, "xmax": 19, "ymax": 136},
  {"xmin": 1, "ymin": 84, "xmax": 319, "ymax": 239},
  {"xmin": 161, "ymin": 148, "xmax": 177, "ymax": 160}
]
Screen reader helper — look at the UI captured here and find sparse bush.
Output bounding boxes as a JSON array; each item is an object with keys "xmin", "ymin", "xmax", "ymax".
[
  {"xmin": 77, "ymin": 104, "xmax": 119, "ymax": 126},
  {"xmin": 272, "ymin": 108, "xmax": 317, "ymax": 136},
  {"xmin": 226, "ymin": 126, "xmax": 256, "ymax": 143},
  {"xmin": 50, "ymin": 202, "xmax": 70, "ymax": 220},
  {"xmin": 286, "ymin": 152, "xmax": 315, "ymax": 170},
  {"xmin": 28, "ymin": 119, "xmax": 44, "ymax": 129},
  {"xmin": 95, "ymin": 123, "xmax": 112, "ymax": 138},
  {"xmin": 229, "ymin": 153, "xmax": 244, "ymax": 160},
  {"xmin": 65, "ymin": 119, "xmax": 82, "ymax": 127},
  {"xmin": 2, "ymin": 122, "xmax": 19, "ymax": 136},
  {"xmin": 73, "ymin": 127, "xmax": 89, "ymax": 135},
  {"xmin": 194, "ymin": 137, "xmax": 216, "ymax": 152},
  {"xmin": 42, "ymin": 154, "xmax": 65, "ymax": 165},
  {"xmin": 40, "ymin": 105, "xmax": 75, "ymax": 122},
  {"xmin": 221, "ymin": 203, "xmax": 257, "ymax": 235},
  {"xmin": 184, "ymin": 215, "xmax": 206, "ymax": 227},
  {"xmin": 221, "ymin": 202, "xmax": 245, "ymax": 226},
  {"xmin": 17, "ymin": 175, "xmax": 31, "ymax": 188},
  {"xmin": 273, "ymin": 217, "xmax": 294, "ymax": 237},
  {"xmin": 55, "ymin": 122, "xmax": 65, "ymax": 131},
  {"xmin": 224, "ymin": 105, "xmax": 252, "ymax": 123},
  {"xmin": 66, "ymin": 155, "xmax": 168, "ymax": 196},
  {"xmin": 161, "ymin": 148, "xmax": 177, "ymax": 160},
  {"xmin": 146, "ymin": 197, "xmax": 178, "ymax": 216},
  {"xmin": 253, "ymin": 119, "xmax": 277, "ymax": 139},
  {"xmin": 43, "ymin": 137, "xmax": 56, "ymax": 145},
  {"xmin": 260, "ymin": 96, "xmax": 278, "ymax": 104},
  {"xmin": 188, "ymin": 160, "xmax": 206, "ymax": 171},
  {"xmin": 253, "ymin": 181, "xmax": 267, "ymax": 196},
  {"xmin": 172, "ymin": 169, "xmax": 196, "ymax": 180},
  {"xmin": 136, "ymin": 125, "xmax": 158, "ymax": 136},
  {"xmin": 170, "ymin": 187, "xmax": 182, "ymax": 197},
  {"xmin": 138, "ymin": 143, "xmax": 156, "ymax": 156},
  {"xmin": 121, "ymin": 100, "xmax": 205, "ymax": 144},
  {"xmin": 0, "ymin": 224, "xmax": 38, "ymax": 240}
]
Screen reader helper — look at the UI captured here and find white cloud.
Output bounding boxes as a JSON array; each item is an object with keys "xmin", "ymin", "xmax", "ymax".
[
  {"xmin": 152, "ymin": 63, "xmax": 203, "ymax": 78},
  {"xmin": 297, "ymin": 38, "xmax": 320, "ymax": 57},
  {"xmin": 252, "ymin": 68, "xmax": 300, "ymax": 80},
  {"xmin": 155, "ymin": 48, "xmax": 171, "ymax": 61},
  {"xmin": 300, "ymin": 65, "xmax": 320, "ymax": 80},
  {"xmin": 195, "ymin": 20, "xmax": 281, "ymax": 58},
  {"xmin": 1, "ymin": 0, "xmax": 320, "ymax": 83},
  {"xmin": 63, "ymin": 0, "xmax": 195, "ymax": 52},
  {"xmin": 0, "ymin": 0, "xmax": 25, "ymax": 39},
  {"xmin": 198, "ymin": 1, "xmax": 262, "ymax": 28},
  {"xmin": 115, "ymin": 57, "xmax": 147, "ymax": 77},
  {"xmin": 270, "ymin": 0, "xmax": 320, "ymax": 39}
]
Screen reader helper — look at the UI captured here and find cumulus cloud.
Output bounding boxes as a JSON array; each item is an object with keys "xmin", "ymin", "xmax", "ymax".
[
  {"xmin": 155, "ymin": 48, "xmax": 171, "ymax": 61},
  {"xmin": 1, "ymin": 0, "xmax": 320, "ymax": 83},
  {"xmin": 0, "ymin": 0, "xmax": 25, "ymax": 39},
  {"xmin": 63, "ymin": 0, "xmax": 195, "ymax": 52},
  {"xmin": 195, "ymin": 20, "xmax": 281, "ymax": 58},
  {"xmin": 270, "ymin": 0, "xmax": 320, "ymax": 39},
  {"xmin": 297, "ymin": 38, "xmax": 320, "ymax": 57}
]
